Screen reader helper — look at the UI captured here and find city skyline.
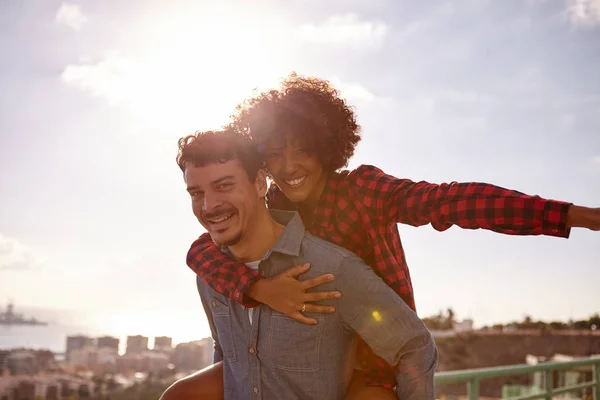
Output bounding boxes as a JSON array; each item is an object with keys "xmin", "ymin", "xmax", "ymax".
[{"xmin": 1, "ymin": 0, "xmax": 599, "ymax": 341}]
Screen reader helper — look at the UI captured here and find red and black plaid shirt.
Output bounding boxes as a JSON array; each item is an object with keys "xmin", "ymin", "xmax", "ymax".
[{"xmin": 186, "ymin": 164, "xmax": 572, "ymax": 388}]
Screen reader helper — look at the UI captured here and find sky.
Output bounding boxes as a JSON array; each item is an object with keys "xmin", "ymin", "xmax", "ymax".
[{"xmin": 1, "ymin": 0, "xmax": 599, "ymax": 344}]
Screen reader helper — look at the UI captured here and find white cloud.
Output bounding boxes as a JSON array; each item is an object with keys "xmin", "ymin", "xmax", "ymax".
[
  {"xmin": 297, "ymin": 13, "xmax": 388, "ymax": 48},
  {"xmin": 567, "ymin": 0, "xmax": 600, "ymax": 26},
  {"xmin": 0, "ymin": 234, "xmax": 39, "ymax": 271},
  {"xmin": 329, "ymin": 77, "xmax": 376, "ymax": 102},
  {"xmin": 61, "ymin": 52, "xmax": 136, "ymax": 106},
  {"xmin": 326, "ymin": 76, "xmax": 397, "ymax": 108},
  {"xmin": 60, "ymin": 48, "xmax": 284, "ymax": 132},
  {"xmin": 55, "ymin": 3, "xmax": 88, "ymax": 31}
]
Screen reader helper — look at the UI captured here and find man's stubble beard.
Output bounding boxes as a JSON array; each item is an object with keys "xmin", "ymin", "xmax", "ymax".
[
  {"xmin": 218, "ymin": 202, "xmax": 264, "ymax": 248},
  {"xmin": 221, "ymin": 232, "xmax": 242, "ymax": 247}
]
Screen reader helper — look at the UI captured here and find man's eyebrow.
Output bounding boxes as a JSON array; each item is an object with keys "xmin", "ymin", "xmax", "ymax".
[
  {"xmin": 186, "ymin": 176, "xmax": 235, "ymax": 192},
  {"xmin": 211, "ymin": 176, "xmax": 234, "ymax": 185}
]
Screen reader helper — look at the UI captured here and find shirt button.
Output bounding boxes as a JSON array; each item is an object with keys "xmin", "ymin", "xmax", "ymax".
[
  {"xmin": 211, "ymin": 300, "xmax": 216, "ymax": 307},
  {"xmin": 249, "ymin": 347, "xmax": 255, "ymax": 354},
  {"xmin": 253, "ymin": 387, "xmax": 259, "ymax": 393},
  {"xmin": 552, "ymin": 229, "xmax": 558, "ymax": 233},
  {"xmin": 235, "ymin": 292, "xmax": 240, "ymax": 298}
]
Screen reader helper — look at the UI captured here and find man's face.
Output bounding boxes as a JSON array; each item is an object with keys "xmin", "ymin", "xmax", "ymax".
[
  {"xmin": 263, "ymin": 134, "xmax": 326, "ymax": 204},
  {"xmin": 184, "ymin": 160, "xmax": 265, "ymax": 247}
]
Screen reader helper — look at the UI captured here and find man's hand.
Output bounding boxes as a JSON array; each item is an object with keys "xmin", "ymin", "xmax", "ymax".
[
  {"xmin": 567, "ymin": 206, "xmax": 600, "ymax": 231},
  {"xmin": 247, "ymin": 264, "xmax": 341, "ymax": 325}
]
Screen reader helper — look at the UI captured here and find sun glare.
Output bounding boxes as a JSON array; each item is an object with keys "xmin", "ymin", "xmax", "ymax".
[{"xmin": 121, "ymin": 8, "xmax": 286, "ymax": 135}]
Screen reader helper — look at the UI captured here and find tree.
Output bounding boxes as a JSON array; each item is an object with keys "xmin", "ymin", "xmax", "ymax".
[
  {"xmin": 549, "ymin": 321, "xmax": 568, "ymax": 330},
  {"xmin": 573, "ymin": 320, "xmax": 590, "ymax": 330},
  {"xmin": 445, "ymin": 308, "xmax": 456, "ymax": 330},
  {"xmin": 588, "ymin": 313, "xmax": 600, "ymax": 328}
]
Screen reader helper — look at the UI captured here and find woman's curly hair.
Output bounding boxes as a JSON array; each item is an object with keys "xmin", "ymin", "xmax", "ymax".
[{"xmin": 229, "ymin": 73, "xmax": 362, "ymax": 172}]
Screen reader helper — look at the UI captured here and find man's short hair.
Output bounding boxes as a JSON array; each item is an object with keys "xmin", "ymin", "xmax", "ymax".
[{"xmin": 176, "ymin": 129, "xmax": 263, "ymax": 181}]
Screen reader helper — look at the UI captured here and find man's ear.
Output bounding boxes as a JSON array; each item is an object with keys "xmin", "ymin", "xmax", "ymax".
[{"xmin": 254, "ymin": 169, "xmax": 268, "ymax": 198}]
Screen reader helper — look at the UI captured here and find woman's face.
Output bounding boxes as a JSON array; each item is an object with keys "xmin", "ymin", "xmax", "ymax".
[{"xmin": 263, "ymin": 135, "xmax": 327, "ymax": 204}]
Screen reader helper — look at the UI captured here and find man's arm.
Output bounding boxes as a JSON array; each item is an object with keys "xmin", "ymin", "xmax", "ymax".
[
  {"xmin": 351, "ymin": 164, "xmax": 577, "ymax": 237},
  {"xmin": 188, "ymin": 234, "xmax": 341, "ymax": 324},
  {"xmin": 336, "ymin": 255, "xmax": 438, "ymax": 400}
]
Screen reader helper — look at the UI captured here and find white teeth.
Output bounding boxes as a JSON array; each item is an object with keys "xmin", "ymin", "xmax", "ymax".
[
  {"xmin": 285, "ymin": 176, "xmax": 307, "ymax": 187},
  {"xmin": 209, "ymin": 214, "xmax": 233, "ymax": 223}
]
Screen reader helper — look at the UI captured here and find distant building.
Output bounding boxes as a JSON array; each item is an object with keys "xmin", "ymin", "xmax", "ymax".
[
  {"xmin": 17, "ymin": 380, "xmax": 35, "ymax": 399},
  {"xmin": 0, "ymin": 374, "xmax": 95, "ymax": 400},
  {"xmin": 172, "ymin": 338, "xmax": 213, "ymax": 372},
  {"xmin": 115, "ymin": 350, "xmax": 169, "ymax": 374},
  {"xmin": 116, "ymin": 353, "xmax": 139, "ymax": 374},
  {"xmin": 7, "ymin": 350, "xmax": 37, "ymax": 375},
  {"xmin": 126, "ymin": 335, "xmax": 148, "ymax": 355},
  {"xmin": 140, "ymin": 351, "xmax": 170, "ymax": 373},
  {"xmin": 453, "ymin": 318, "xmax": 474, "ymax": 332},
  {"xmin": 0, "ymin": 350, "xmax": 8, "ymax": 371},
  {"xmin": 153, "ymin": 336, "xmax": 173, "ymax": 352},
  {"xmin": 97, "ymin": 336, "xmax": 119, "ymax": 351},
  {"xmin": 33, "ymin": 350, "xmax": 57, "ymax": 373},
  {"xmin": 197, "ymin": 337, "xmax": 214, "ymax": 367},
  {"xmin": 66, "ymin": 335, "xmax": 94, "ymax": 360},
  {"xmin": 68, "ymin": 347, "xmax": 118, "ymax": 376}
]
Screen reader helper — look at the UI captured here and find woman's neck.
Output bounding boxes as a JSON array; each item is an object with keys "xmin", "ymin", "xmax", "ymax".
[{"xmin": 297, "ymin": 171, "xmax": 330, "ymax": 225}]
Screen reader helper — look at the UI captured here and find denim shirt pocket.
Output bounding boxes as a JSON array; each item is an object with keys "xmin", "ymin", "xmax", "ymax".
[
  {"xmin": 210, "ymin": 297, "xmax": 237, "ymax": 363},
  {"xmin": 268, "ymin": 312, "xmax": 324, "ymax": 371}
]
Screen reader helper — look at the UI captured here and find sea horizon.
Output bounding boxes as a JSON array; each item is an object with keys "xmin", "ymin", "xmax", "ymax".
[{"xmin": 0, "ymin": 305, "xmax": 211, "ymax": 354}]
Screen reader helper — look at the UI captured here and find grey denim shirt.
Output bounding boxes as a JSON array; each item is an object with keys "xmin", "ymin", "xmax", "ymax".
[{"xmin": 197, "ymin": 210, "xmax": 438, "ymax": 400}]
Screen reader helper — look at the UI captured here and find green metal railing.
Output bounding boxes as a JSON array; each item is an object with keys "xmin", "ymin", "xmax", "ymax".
[{"xmin": 434, "ymin": 356, "xmax": 600, "ymax": 400}]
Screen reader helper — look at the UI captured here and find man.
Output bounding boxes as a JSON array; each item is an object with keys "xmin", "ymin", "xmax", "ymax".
[
  {"xmin": 166, "ymin": 129, "xmax": 438, "ymax": 399},
  {"xmin": 185, "ymin": 73, "xmax": 600, "ymax": 392}
]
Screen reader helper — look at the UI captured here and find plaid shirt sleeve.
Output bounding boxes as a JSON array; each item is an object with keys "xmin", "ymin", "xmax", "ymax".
[
  {"xmin": 186, "ymin": 233, "xmax": 261, "ymax": 307},
  {"xmin": 352, "ymin": 164, "xmax": 572, "ymax": 238},
  {"xmin": 185, "ymin": 186, "xmax": 287, "ymax": 307}
]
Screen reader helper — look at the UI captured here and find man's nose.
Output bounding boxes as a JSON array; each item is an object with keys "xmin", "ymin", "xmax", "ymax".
[{"xmin": 202, "ymin": 191, "xmax": 223, "ymax": 212}]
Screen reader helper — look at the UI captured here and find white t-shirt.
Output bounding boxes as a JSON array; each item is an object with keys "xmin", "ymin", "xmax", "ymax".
[{"xmin": 245, "ymin": 260, "xmax": 261, "ymax": 325}]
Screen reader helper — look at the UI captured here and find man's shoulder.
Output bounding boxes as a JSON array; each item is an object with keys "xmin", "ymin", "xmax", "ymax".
[{"xmin": 299, "ymin": 232, "xmax": 362, "ymax": 268}]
